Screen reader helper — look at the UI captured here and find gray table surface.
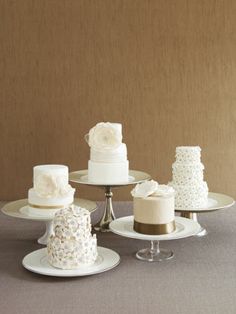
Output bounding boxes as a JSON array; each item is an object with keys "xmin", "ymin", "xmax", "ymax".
[{"xmin": 0, "ymin": 200, "xmax": 236, "ymax": 314}]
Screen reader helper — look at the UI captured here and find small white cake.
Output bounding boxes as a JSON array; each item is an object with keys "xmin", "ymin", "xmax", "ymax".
[
  {"xmin": 28, "ymin": 165, "xmax": 75, "ymax": 216},
  {"xmin": 86, "ymin": 122, "xmax": 129, "ymax": 184},
  {"xmin": 169, "ymin": 146, "xmax": 208, "ymax": 209},
  {"xmin": 131, "ymin": 180, "xmax": 176, "ymax": 235},
  {"xmin": 47, "ymin": 205, "xmax": 97, "ymax": 269}
]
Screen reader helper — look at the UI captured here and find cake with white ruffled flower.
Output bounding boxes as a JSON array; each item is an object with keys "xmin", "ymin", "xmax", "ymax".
[
  {"xmin": 86, "ymin": 122, "xmax": 129, "ymax": 184},
  {"xmin": 28, "ymin": 165, "xmax": 75, "ymax": 216},
  {"xmin": 168, "ymin": 146, "xmax": 208, "ymax": 209},
  {"xmin": 47, "ymin": 205, "xmax": 97, "ymax": 269},
  {"xmin": 131, "ymin": 180, "xmax": 176, "ymax": 235}
]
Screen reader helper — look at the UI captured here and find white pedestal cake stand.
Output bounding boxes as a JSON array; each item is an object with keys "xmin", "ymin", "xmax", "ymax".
[
  {"xmin": 176, "ymin": 192, "xmax": 235, "ymax": 237},
  {"xmin": 69, "ymin": 169, "xmax": 151, "ymax": 232},
  {"xmin": 110, "ymin": 216, "xmax": 201, "ymax": 262},
  {"xmin": 1, "ymin": 198, "xmax": 97, "ymax": 245}
]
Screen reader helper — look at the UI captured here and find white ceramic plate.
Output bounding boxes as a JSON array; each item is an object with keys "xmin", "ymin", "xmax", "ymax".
[
  {"xmin": 1, "ymin": 198, "xmax": 97, "ymax": 221},
  {"xmin": 175, "ymin": 192, "xmax": 235, "ymax": 212},
  {"xmin": 22, "ymin": 247, "xmax": 120, "ymax": 277},
  {"xmin": 69, "ymin": 169, "xmax": 151, "ymax": 187},
  {"xmin": 110, "ymin": 216, "xmax": 201, "ymax": 241}
]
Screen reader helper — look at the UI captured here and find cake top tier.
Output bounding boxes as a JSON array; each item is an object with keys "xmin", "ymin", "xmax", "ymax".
[
  {"xmin": 53, "ymin": 205, "xmax": 92, "ymax": 240},
  {"xmin": 131, "ymin": 180, "xmax": 175, "ymax": 198},
  {"xmin": 86, "ymin": 122, "xmax": 123, "ymax": 151},
  {"xmin": 175, "ymin": 146, "xmax": 201, "ymax": 163},
  {"xmin": 33, "ymin": 164, "xmax": 74, "ymax": 198}
]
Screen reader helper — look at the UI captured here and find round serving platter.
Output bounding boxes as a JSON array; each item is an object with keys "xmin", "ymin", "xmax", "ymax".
[
  {"xmin": 22, "ymin": 247, "xmax": 120, "ymax": 277},
  {"xmin": 69, "ymin": 169, "xmax": 151, "ymax": 187},
  {"xmin": 175, "ymin": 192, "xmax": 235, "ymax": 213},
  {"xmin": 110, "ymin": 216, "xmax": 201, "ymax": 241}
]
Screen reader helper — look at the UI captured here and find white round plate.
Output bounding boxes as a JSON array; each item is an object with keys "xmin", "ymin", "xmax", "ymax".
[
  {"xmin": 69, "ymin": 169, "xmax": 151, "ymax": 187},
  {"xmin": 1, "ymin": 198, "xmax": 97, "ymax": 221},
  {"xmin": 175, "ymin": 192, "xmax": 235, "ymax": 213},
  {"xmin": 110, "ymin": 216, "xmax": 201, "ymax": 241},
  {"xmin": 22, "ymin": 247, "xmax": 120, "ymax": 277}
]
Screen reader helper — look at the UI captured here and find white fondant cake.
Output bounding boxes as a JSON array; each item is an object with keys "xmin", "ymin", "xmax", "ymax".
[
  {"xmin": 131, "ymin": 180, "xmax": 176, "ymax": 235},
  {"xmin": 47, "ymin": 205, "xmax": 97, "ymax": 269},
  {"xmin": 28, "ymin": 165, "xmax": 75, "ymax": 216},
  {"xmin": 169, "ymin": 146, "xmax": 208, "ymax": 209},
  {"xmin": 86, "ymin": 122, "xmax": 129, "ymax": 184}
]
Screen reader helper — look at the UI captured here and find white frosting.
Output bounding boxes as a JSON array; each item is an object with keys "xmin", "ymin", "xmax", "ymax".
[
  {"xmin": 87, "ymin": 122, "xmax": 122, "ymax": 151},
  {"xmin": 133, "ymin": 196, "xmax": 175, "ymax": 224},
  {"xmin": 88, "ymin": 160, "xmax": 129, "ymax": 184},
  {"xmin": 169, "ymin": 146, "xmax": 208, "ymax": 209},
  {"xmin": 87, "ymin": 122, "xmax": 129, "ymax": 183},
  {"xmin": 47, "ymin": 205, "xmax": 97, "ymax": 269},
  {"xmin": 28, "ymin": 164, "xmax": 75, "ymax": 215},
  {"xmin": 90, "ymin": 143, "xmax": 127, "ymax": 163}
]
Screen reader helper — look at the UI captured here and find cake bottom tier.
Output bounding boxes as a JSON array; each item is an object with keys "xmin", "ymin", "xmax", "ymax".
[
  {"xmin": 88, "ymin": 160, "xmax": 129, "ymax": 184},
  {"xmin": 47, "ymin": 236, "xmax": 98, "ymax": 269},
  {"xmin": 169, "ymin": 181, "xmax": 208, "ymax": 209},
  {"xmin": 28, "ymin": 188, "xmax": 74, "ymax": 216}
]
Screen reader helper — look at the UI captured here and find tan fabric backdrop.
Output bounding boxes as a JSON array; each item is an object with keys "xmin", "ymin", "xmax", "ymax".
[{"xmin": 1, "ymin": 0, "xmax": 236, "ymax": 201}]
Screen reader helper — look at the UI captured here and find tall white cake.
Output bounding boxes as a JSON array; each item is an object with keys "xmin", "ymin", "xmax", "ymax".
[
  {"xmin": 169, "ymin": 146, "xmax": 208, "ymax": 209},
  {"xmin": 86, "ymin": 122, "xmax": 129, "ymax": 184},
  {"xmin": 28, "ymin": 165, "xmax": 75, "ymax": 216},
  {"xmin": 47, "ymin": 205, "xmax": 97, "ymax": 269}
]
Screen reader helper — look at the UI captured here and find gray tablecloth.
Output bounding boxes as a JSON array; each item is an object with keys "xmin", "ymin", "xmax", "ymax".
[{"xmin": 0, "ymin": 201, "xmax": 236, "ymax": 314}]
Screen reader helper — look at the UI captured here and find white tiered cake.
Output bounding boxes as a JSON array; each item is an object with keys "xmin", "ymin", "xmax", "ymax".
[
  {"xmin": 169, "ymin": 146, "xmax": 208, "ymax": 209},
  {"xmin": 47, "ymin": 205, "xmax": 97, "ymax": 269},
  {"xmin": 86, "ymin": 122, "xmax": 129, "ymax": 184},
  {"xmin": 28, "ymin": 165, "xmax": 75, "ymax": 216}
]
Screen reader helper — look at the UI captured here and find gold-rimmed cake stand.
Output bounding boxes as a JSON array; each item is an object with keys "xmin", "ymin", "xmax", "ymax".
[
  {"xmin": 69, "ymin": 169, "xmax": 151, "ymax": 232},
  {"xmin": 1, "ymin": 198, "xmax": 97, "ymax": 245},
  {"xmin": 176, "ymin": 192, "xmax": 235, "ymax": 237}
]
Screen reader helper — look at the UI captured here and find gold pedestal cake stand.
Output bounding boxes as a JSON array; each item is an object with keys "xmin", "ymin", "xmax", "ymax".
[
  {"xmin": 1, "ymin": 198, "xmax": 97, "ymax": 245},
  {"xmin": 69, "ymin": 170, "xmax": 151, "ymax": 232},
  {"xmin": 176, "ymin": 192, "xmax": 235, "ymax": 237}
]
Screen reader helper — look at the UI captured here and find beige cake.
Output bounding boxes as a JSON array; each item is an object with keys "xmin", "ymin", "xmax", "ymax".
[{"xmin": 131, "ymin": 180, "xmax": 176, "ymax": 235}]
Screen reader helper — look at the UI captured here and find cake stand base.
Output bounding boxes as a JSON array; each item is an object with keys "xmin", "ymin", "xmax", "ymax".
[
  {"xmin": 180, "ymin": 212, "xmax": 207, "ymax": 237},
  {"xmin": 136, "ymin": 241, "xmax": 174, "ymax": 262},
  {"xmin": 38, "ymin": 221, "xmax": 53, "ymax": 245},
  {"xmin": 94, "ymin": 186, "xmax": 115, "ymax": 232}
]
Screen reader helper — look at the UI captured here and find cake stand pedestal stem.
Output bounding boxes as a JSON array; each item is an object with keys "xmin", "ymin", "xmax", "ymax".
[
  {"xmin": 136, "ymin": 240, "xmax": 174, "ymax": 262},
  {"xmin": 38, "ymin": 221, "xmax": 53, "ymax": 245},
  {"xmin": 94, "ymin": 186, "xmax": 116, "ymax": 232},
  {"xmin": 180, "ymin": 212, "xmax": 208, "ymax": 237}
]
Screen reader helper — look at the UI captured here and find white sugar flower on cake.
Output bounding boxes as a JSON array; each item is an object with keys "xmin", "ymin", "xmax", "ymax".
[
  {"xmin": 86, "ymin": 122, "xmax": 122, "ymax": 150},
  {"xmin": 131, "ymin": 180, "xmax": 159, "ymax": 198},
  {"xmin": 131, "ymin": 180, "xmax": 175, "ymax": 198},
  {"xmin": 34, "ymin": 173, "xmax": 74, "ymax": 198}
]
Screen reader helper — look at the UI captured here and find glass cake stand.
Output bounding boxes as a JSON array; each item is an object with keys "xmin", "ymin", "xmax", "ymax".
[
  {"xmin": 110, "ymin": 216, "xmax": 201, "ymax": 262},
  {"xmin": 1, "ymin": 198, "xmax": 97, "ymax": 245},
  {"xmin": 176, "ymin": 192, "xmax": 235, "ymax": 237},
  {"xmin": 69, "ymin": 169, "xmax": 151, "ymax": 232}
]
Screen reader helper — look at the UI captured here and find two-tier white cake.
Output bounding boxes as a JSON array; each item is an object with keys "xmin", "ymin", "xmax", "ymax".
[
  {"xmin": 86, "ymin": 122, "xmax": 129, "ymax": 184},
  {"xmin": 28, "ymin": 165, "xmax": 75, "ymax": 216},
  {"xmin": 169, "ymin": 146, "xmax": 208, "ymax": 209},
  {"xmin": 47, "ymin": 205, "xmax": 97, "ymax": 269},
  {"xmin": 131, "ymin": 180, "xmax": 176, "ymax": 235}
]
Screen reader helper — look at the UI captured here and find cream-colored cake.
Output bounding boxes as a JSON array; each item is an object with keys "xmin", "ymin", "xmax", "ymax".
[
  {"xmin": 86, "ymin": 122, "xmax": 129, "ymax": 184},
  {"xmin": 47, "ymin": 205, "xmax": 97, "ymax": 269},
  {"xmin": 28, "ymin": 165, "xmax": 75, "ymax": 216},
  {"xmin": 169, "ymin": 146, "xmax": 208, "ymax": 209},
  {"xmin": 131, "ymin": 180, "xmax": 176, "ymax": 235}
]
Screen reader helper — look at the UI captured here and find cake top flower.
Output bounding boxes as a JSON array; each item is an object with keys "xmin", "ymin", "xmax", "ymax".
[
  {"xmin": 86, "ymin": 122, "xmax": 122, "ymax": 151},
  {"xmin": 131, "ymin": 180, "xmax": 175, "ymax": 198}
]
